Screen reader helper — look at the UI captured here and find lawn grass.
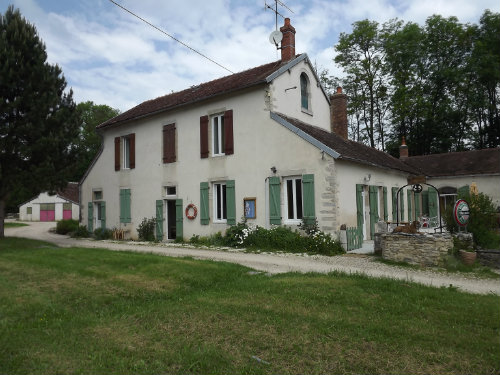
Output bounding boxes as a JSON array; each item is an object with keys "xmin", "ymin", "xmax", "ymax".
[
  {"xmin": 3, "ymin": 222, "xmax": 29, "ymax": 228},
  {"xmin": 0, "ymin": 237, "xmax": 499, "ymax": 374}
]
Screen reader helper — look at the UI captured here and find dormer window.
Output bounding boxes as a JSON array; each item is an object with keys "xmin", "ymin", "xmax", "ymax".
[{"xmin": 300, "ymin": 73, "xmax": 310, "ymax": 111}]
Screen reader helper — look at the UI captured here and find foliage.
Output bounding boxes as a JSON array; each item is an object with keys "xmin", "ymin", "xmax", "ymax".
[
  {"xmin": 444, "ymin": 191, "xmax": 500, "ymax": 249},
  {"xmin": 326, "ymin": 10, "xmax": 500, "ymax": 154},
  {"xmin": 93, "ymin": 228, "xmax": 113, "ymax": 240},
  {"xmin": 137, "ymin": 217, "xmax": 156, "ymax": 241},
  {"xmin": 1, "ymin": 238, "xmax": 499, "ymax": 374},
  {"xmin": 189, "ymin": 232, "xmax": 224, "ymax": 247},
  {"xmin": 55, "ymin": 219, "xmax": 79, "ymax": 235},
  {"xmin": 71, "ymin": 225, "xmax": 90, "ymax": 238},
  {"xmin": 71, "ymin": 101, "xmax": 120, "ymax": 181}
]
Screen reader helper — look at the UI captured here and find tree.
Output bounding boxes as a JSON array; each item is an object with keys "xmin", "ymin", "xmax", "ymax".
[
  {"xmin": 0, "ymin": 6, "xmax": 79, "ymax": 237},
  {"xmin": 71, "ymin": 101, "xmax": 120, "ymax": 181}
]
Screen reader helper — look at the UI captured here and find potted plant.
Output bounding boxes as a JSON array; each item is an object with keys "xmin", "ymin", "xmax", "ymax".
[{"xmin": 454, "ymin": 234, "xmax": 476, "ymax": 265}]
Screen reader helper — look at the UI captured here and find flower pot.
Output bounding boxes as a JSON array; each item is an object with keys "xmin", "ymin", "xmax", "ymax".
[{"xmin": 459, "ymin": 250, "xmax": 476, "ymax": 265}]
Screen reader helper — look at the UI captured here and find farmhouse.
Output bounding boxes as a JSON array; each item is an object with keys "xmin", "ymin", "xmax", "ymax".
[{"xmin": 80, "ymin": 18, "xmax": 499, "ymax": 242}]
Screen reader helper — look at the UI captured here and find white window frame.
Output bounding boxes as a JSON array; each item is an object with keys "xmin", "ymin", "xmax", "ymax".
[
  {"xmin": 284, "ymin": 177, "xmax": 303, "ymax": 224},
  {"xmin": 123, "ymin": 136, "xmax": 130, "ymax": 169},
  {"xmin": 212, "ymin": 114, "xmax": 225, "ymax": 156},
  {"xmin": 213, "ymin": 182, "xmax": 227, "ymax": 223}
]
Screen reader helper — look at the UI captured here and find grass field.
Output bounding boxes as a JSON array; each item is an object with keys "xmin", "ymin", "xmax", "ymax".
[
  {"xmin": 3, "ymin": 222, "xmax": 29, "ymax": 228},
  {"xmin": 0, "ymin": 237, "xmax": 499, "ymax": 374}
]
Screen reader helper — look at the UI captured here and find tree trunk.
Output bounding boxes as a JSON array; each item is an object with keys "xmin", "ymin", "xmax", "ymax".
[{"xmin": 0, "ymin": 199, "xmax": 5, "ymax": 238}]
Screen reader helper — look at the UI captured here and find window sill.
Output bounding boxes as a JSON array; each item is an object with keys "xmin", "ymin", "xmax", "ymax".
[
  {"xmin": 284, "ymin": 219, "xmax": 302, "ymax": 226},
  {"xmin": 212, "ymin": 153, "xmax": 226, "ymax": 158},
  {"xmin": 301, "ymin": 108, "xmax": 313, "ymax": 116},
  {"xmin": 213, "ymin": 220, "xmax": 227, "ymax": 224}
]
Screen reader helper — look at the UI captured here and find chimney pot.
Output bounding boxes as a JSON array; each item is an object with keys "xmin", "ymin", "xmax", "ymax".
[
  {"xmin": 399, "ymin": 136, "xmax": 409, "ymax": 159},
  {"xmin": 280, "ymin": 18, "xmax": 296, "ymax": 62},
  {"xmin": 330, "ymin": 87, "xmax": 348, "ymax": 139}
]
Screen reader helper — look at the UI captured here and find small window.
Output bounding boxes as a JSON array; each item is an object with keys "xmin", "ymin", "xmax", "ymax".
[
  {"xmin": 63, "ymin": 203, "xmax": 71, "ymax": 211},
  {"xmin": 212, "ymin": 114, "xmax": 225, "ymax": 156},
  {"xmin": 93, "ymin": 191, "xmax": 102, "ymax": 201},
  {"xmin": 27, "ymin": 207, "xmax": 32, "ymax": 214},
  {"xmin": 300, "ymin": 73, "xmax": 309, "ymax": 110},
  {"xmin": 285, "ymin": 177, "xmax": 303, "ymax": 222},
  {"xmin": 165, "ymin": 186, "xmax": 176, "ymax": 196},
  {"xmin": 213, "ymin": 182, "xmax": 227, "ymax": 222},
  {"xmin": 123, "ymin": 136, "xmax": 131, "ymax": 169}
]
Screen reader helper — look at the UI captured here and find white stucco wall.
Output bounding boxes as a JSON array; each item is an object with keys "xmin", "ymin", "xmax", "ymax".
[
  {"xmin": 427, "ymin": 174, "xmax": 500, "ymax": 208},
  {"xmin": 18, "ymin": 193, "xmax": 79, "ymax": 221},
  {"xmin": 269, "ymin": 58, "xmax": 331, "ymax": 132}
]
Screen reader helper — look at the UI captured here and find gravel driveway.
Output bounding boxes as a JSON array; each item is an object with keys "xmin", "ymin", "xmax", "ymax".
[{"xmin": 4, "ymin": 221, "xmax": 500, "ymax": 296}]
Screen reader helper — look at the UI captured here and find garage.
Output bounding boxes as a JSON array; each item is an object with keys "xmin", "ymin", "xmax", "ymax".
[{"xmin": 39, "ymin": 203, "xmax": 55, "ymax": 221}]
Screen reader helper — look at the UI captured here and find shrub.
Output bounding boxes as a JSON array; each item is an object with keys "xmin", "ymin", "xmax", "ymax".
[
  {"xmin": 71, "ymin": 225, "xmax": 90, "ymax": 238},
  {"xmin": 56, "ymin": 219, "xmax": 79, "ymax": 235},
  {"xmin": 94, "ymin": 228, "xmax": 113, "ymax": 240},
  {"xmin": 444, "ymin": 191, "xmax": 500, "ymax": 249},
  {"xmin": 137, "ymin": 217, "xmax": 156, "ymax": 241}
]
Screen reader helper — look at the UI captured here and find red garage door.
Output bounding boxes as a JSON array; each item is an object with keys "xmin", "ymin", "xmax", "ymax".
[
  {"xmin": 40, "ymin": 203, "xmax": 55, "ymax": 221},
  {"xmin": 63, "ymin": 203, "xmax": 72, "ymax": 220}
]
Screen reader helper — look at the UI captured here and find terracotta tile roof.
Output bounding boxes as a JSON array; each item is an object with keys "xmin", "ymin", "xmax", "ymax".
[
  {"xmin": 58, "ymin": 182, "xmax": 79, "ymax": 203},
  {"xmin": 275, "ymin": 113, "xmax": 419, "ymax": 174},
  {"xmin": 402, "ymin": 148, "xmax": 500, "ymax": 177},
  {"xmin": 98, "ymin": 58, "xmax": 291, "ymax": 129}
]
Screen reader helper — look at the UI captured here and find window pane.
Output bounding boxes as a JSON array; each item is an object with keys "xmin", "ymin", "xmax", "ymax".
[
  {"xmin": 301, "ymin": 74, "xmax": 308, "ymax": 109},
  {"xmin": 216, "ymin": 184, "xmax": 221, "ymax": 219},
  {"xmin": 287, "ymin": 179, "xmax": 294, "ymax": 219},
  {"xmin": 123, "ymin": 137, "xmax": 130, "ymax": 168},
  {"xmin": 213, "ymin": 117, "xmax": 219, "ymax": 154},
  {"xmin": 296, "ymin": 179, "xmax": 303, "ymax": 219},
  {"xmin": 222, "ymin": 184, "xmax": 227, "ymax": 219}
]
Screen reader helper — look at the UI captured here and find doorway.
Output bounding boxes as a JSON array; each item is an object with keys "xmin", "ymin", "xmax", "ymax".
[{"xmin": 166, "ymin": 200, "xmax": 177, "ymax": 240}]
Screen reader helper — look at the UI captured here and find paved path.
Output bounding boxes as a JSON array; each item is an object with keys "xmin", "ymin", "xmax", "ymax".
[{"xmin": 4, "ymin": 221, "xmax": 500, "ymax": 296}]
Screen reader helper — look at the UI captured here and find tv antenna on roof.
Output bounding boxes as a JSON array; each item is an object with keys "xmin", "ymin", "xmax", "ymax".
[{"xmin": 265, "ymin": 0, "xmax": 294, "ymax": 48}]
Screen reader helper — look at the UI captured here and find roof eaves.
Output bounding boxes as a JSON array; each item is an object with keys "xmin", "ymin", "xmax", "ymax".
[
  {"xmin": 270, "ymin": 112, "xmax": 340, "ymax": 158},
  {"xmin": 265, "ymin": 54, "xmax": 308, "ymax": 83}
]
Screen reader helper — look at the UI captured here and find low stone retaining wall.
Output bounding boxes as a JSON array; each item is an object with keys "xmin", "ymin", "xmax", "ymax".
[
  {"xmin": 380, "ymin": 233, "xmax": 453, "ymax": 267},
  {"xmin": 477, "ymin": 250, "xmax": 500, "ymax": 269}
]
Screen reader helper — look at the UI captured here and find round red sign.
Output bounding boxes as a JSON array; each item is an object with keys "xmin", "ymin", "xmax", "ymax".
[{"xmin": 453, "ymin": 199, "xmax": 470, "ymax": 227}]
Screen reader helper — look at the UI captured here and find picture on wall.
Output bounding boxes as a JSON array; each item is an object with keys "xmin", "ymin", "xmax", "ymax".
[{"xmin": 244, "ymin": 198, "xmax": 256, "ymax": 219}]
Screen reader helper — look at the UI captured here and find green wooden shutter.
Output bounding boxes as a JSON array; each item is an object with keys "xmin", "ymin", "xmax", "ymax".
[
  {"xmin": 399, "ymin": 189, "xmax": 405, "ymax": 222},
  {"xmin": 87, "ymin": 202, "xmax": 93, "ymax": 232},
  {"xmin": 422, "ymin": 190, "xmax": 429, "ymax": 216},
  {"xmin": 428, "ymin": 188, "xmax": 438, "ymax": 218},
  {"xmin": 407, "ymin": 190, "xmax": 413, "ymax": 222},
  {"xmin": 226, "ymin": 180, "xmax": 236, "ymax": 225},
  {"xmin": 302, "ymin": 174, "xmax": 315, "ymax": 225},
  {"xmin": 415, "ymin": 192, "xmax": 421, "ymax": 219},
  {"xmin": 155, "ymin": 200, "xmax": 163, "ymax": 241},
  {"xmin": 269, "ymin": 176, "xmax": 281, "ymax": 225},
  {"xmin": 458, "ymin": 185, "xmax": 470, "ymax": 198},
  {"xmin": 176, "ymin": 199, "xmax": 183, "ymax": 239},
  {"xmin": 383, "ymin": 187, "xmax": 388, "ymax": 221},
  {"xmin": 101, "ymin": 201, "xmax": 106, "ymax": 229},
  {"xmin": 369, "ymin": 186, "xmax": 378, "ymax": 238},
  {"xmin": 120, "ymin": 189, "xmax": 131, "ymax": 223},
  {"xmin": 200, "ymin": 182, "xmax": 209, "ymax": 225},
  {"xmin": 391, "ymin": 187, "xmax": 398, "ymax": 221},
  {"xmin": 356, "ymin": 184, "xmax": 364, "ymax": 230}
]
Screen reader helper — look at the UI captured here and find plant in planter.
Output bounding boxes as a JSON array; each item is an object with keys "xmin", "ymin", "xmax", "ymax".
[{"xmin": 453, "ymin": 234, "xmax": 476, "ymax": 265}]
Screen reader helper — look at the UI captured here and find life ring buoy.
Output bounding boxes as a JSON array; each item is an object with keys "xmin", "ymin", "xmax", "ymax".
[{"xmin": 185, "ymin": 204, "xmax": 198, "ymax": 220}]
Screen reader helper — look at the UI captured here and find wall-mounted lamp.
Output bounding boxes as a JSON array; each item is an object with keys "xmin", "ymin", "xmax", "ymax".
[
  {"xmin": 271, "ymin": 166, "xmax": 277, "ymax": 174},
  {"xmin": 363, "ymin": 173, "xmax": 371, "ymax": 183}
]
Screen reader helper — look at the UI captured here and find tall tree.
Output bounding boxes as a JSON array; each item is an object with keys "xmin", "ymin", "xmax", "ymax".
[
  {"xmin": 0, "ymin": 6, "xmax": 79, "ymax": 237},
  {"xmin": 71, "ymin": 101, "xmax": 120, "ymax": 181}
]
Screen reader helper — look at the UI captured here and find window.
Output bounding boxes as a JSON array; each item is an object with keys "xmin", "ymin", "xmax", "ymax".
[
  {"xmin": 212, "ymin": 114, "xmax": 225, "ymax": 156},
  {"xmin": 63, "ymin": 203, "xmax": 71, "ymax": 210},
  {"xmin": 200, "ymin": 110, "xmax": 233, "ymax": 158},
  {"xmin": 285, "ymin": 177, "xmax": 303, "ymax": 222},
  {"xmin": 114, "ymin": 134, "xmax": 135, "ymax": 171},
  {"xmin": 93, "ymin": 191, "xmax": 102, "ymax": 200},
  {"xmin": 27, "ymin": 207, "xmax": 32, "ymax": 214},
  {"xmin": 123, "ymin": 136, "xmax": 131, "ymax": 169},
  {"xmin": 300, "ymin": 73, "xmax": 309, "ymax": 110},
  {"xmin": 165, "ymin": 186, "xmax": 176, "ymax": 196},
  {"xmin": 213, "ymin": 182, "xmax": 227, "ymax": 221}
]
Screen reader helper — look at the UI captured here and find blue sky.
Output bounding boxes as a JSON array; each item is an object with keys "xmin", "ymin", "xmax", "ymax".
[{"xmin": 2, "ymin": 0, "xmax": 499, "ymax": 112}]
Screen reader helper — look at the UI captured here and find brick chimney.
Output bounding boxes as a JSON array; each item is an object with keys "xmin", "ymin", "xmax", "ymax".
[
  {"xmin": 399, "ymin": 136, "xmax": 409, "ymax": 159},
  {"xmin": 280, "ymin": 18, "xmax": 296, "ymax": 61},
  {"xmin": 330, "ymin": 87, "xmax": 348, "ymax": 139}
]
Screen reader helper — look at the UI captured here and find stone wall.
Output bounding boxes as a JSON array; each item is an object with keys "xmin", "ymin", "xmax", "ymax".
[{"xmin": 381, "ymin": 233, "xmax": 453, "ymax": 267}]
